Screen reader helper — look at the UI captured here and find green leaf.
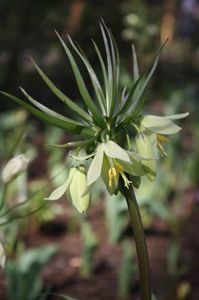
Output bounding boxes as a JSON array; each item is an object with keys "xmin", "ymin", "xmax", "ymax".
[
  {"xmin": 102, "ymin": 22, "xmax": 120, "ymax": 115},
  {"xmin": 56, "ymin": 31, "xmax": 106, "ymax": 128},
  {"xmin": 30, "ymin": 58, "xmax": 91, "ymax": 123},
  {"xmin": 115, "ymin": 76, "xmax": 142, "ymax": 123},
  {"xmin": 19, "ymin": 87, "xmax": 84, "ymax": 127},
  {"xmin": 100, "ymin": 23, "xmax": 113, "ymax": 116},
  {"xmin": 125, "ymin": 40, "xmax": 168, "ymax": 121},
  {"xmin": 68, "ymin": 36, "xmax": 106, "ymax": 115},
  {"xmin": 92, "ymin": 40, "xmax": 109, "ymax": 115},
  {"xmin": 132, "ymin": 44, "xmax": 139, "ymax": 82},
  {"xmin": 47, "ymin": 136, "xmax": 96, "ymax": 148},
  {"xmin": 1, "ymin": 92, "xmax": 86, "ymax": 134}
]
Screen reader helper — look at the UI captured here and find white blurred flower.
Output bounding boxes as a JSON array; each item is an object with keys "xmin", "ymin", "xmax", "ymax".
[
  {"xmin": 0, "ymin": 243, "xmax": 6, "ymax": 268},
  {"xmin": 2, "ymin": 154, "xmax": 29, "ymax": 184}
]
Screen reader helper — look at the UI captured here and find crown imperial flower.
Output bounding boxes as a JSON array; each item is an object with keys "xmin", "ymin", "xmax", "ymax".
[{"xmin": 1, "ymin": 22, "xmax": 189, "ymax": 212}]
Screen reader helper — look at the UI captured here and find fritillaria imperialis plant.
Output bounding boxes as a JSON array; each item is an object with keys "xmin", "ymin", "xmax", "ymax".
[{"xmin": 1, "ymin": 22, "xmax": 188, "ymax": 300}]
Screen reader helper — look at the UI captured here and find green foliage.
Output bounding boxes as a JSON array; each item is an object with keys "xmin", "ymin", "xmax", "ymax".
[
  {"xmin": 80, "ymin": 220, "xmax": 98, "ymax": 278},
  {"xmin": 118, "ymin": 239, "xmax": 137, "ymax": 299},
  {"xmin": 167, "ymin": 241, "xmax": 187, "ymax": 278},
  {"xmin": 6, "ymin": 244, "xmax": 58, "ymax": 300},
  {"xmin": 105, "ymin": 192, "xmax": 128, "ymax": 243}
]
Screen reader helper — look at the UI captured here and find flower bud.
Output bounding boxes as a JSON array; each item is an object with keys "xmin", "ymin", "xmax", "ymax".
[{"xmin": 1, "ymin": 154, "xmax": 29, "ymax": 184}]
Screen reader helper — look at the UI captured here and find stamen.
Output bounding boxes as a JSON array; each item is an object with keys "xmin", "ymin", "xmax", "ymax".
[{"xmin": 120, "ymin": 172, "xmax": 132, "ymax": 189}]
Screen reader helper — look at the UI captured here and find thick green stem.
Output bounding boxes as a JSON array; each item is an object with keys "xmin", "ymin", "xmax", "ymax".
[{"xmin": 120, "ymin": 185, "xmax": 151, "ymax": 300}]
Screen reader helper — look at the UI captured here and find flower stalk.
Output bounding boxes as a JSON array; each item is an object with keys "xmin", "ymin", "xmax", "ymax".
[{"xmin": 120, "ymin": 182, "xmax": 151, "ymax": 300}]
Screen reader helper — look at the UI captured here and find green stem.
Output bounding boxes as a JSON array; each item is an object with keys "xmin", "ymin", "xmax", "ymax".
[{"xmin": 120, "ymin": 185, "xmax": 151, "ymax": 300}]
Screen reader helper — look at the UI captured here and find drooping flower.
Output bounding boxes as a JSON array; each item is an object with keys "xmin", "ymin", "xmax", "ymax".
[
  {"xmin": 86, "ymin": 140, "xmax": 144, "ymax": 195},
  {"xmin": 135, "ymin": 112, "xmax": 189, "ymax": 181},
  {"xmin": 45, "ymin": 166, "xmax": 90, "ymax": 214}
]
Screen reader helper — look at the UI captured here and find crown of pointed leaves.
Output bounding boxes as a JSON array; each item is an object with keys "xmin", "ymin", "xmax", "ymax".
[
  {"xmin": 1, "ymin": 22, "xmax": 170, "ymax": 145},
  {"xmin": 1, "ymin": 22, "xmax": 189, "ymax": 212}
]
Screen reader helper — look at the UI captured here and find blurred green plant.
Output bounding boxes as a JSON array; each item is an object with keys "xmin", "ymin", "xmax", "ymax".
[
  {"xmin": 105, "ymin": 192, "xmax": 128, "ymax": 244},
  {"xmin": 80, "ymin": 220, "xmax": 98, "ymax": 278},
  {"xmin": 6, "ymin": 244, "xmax": 58, "ymax": 300},
  {"xmin": 118, "ymin": 239, "xmax": 137, "ymax": 299}
]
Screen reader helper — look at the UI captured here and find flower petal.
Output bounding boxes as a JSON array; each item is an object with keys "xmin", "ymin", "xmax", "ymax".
[
  {"xmin": 117, "ymin": 158, "xmax": 145, "ymax": 177},
  {"xmin": 103, "ymin": 140, "xmax": 130, "ymax": 162},
  {"xmin": 69, "ymin": 167, "xmax": 90, "ymax": 214},
  {"xmin": 135, "ymin": 132, "xmax": 157, "ymax": 181},
  {"xmin": 87, "ymin": 144, "xmax": 104, "ymax": 186},
  {"xmin": 101, "ymin": 155, "xmax": 119, "ymax": 195},
  {"xmin": 164, "ymin": 112, "xmax": 189, "ymax": 120},
  {"xmin": 141, "ymin": 115, "xmax": 181, "ymax": 135},
  {"xmin": 44, "ymin": 169, "xmax": 74, "ymax": 201},
  {"xmin": 0, "ymin": 243, "xmax": 6, "ymax": 268}
]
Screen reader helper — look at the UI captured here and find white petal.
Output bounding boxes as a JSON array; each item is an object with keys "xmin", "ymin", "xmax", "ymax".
[
  {"xmin": 69, "ymin": 168, "xmax": 90, "ymax": 214},
  {"xmin": 164, "ymin": 112, "xmax": 189, "ymax": 120},
  {"xmin": 135, "ymin": 132, "xmax": 157, "ymax": 181},
  {"xmin": 87, "ymin": 144, "xmax": 104, "ymax": 186},
  {"xmin": 44, "ymin": 169, "xmax": 74, "ymax": 201},
  {"xmin": 142, "ymin": 115, "xmax": 181, "ymax": 135},
  {"xmin": 0, "ymin": 243, "xmax": 6, "ymax": 268},
  {"xmin": 103, "ymin": 140, "xmax": 130, "ymax": 162}
]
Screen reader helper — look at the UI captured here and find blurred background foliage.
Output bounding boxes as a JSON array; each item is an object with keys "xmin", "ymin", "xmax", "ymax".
[{"xmin": 0, "ymin": 0, "xmax": 199, "ymax": 299}]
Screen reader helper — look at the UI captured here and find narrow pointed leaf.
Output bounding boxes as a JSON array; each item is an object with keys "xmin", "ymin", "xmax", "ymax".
[
  {"xmin": 20, "ymin": 87, "xmax": 84, "ymax": 127},
  {"xmin": 1, "ymin": 92, "xmax": 86, "ymax": 134},
  {"xmin": 132, "ymin": 44, "xmax": 139, "ymax": 81},
  {"xmin": 100, "ymin": 23, "xmax": 113, "ymax": 115},
  {"xmin": 92, "ymin": 40, "xmax": 109, "ymax": 115},
  {"xmin": 106, "ymin": 28, "xmax": 120, "ymax": 115},
  {"xmin": 125, "ymin": 40, "xmax": 168, "ymax": 121},
  {"xmin": 30, "ymin": 58, "xmax": 91, "ymax": 123},
  {"xmin": 56, "ymin": 31, "xmax": 106, "ymax": 128},
  {"xmin": 68, "ymin": 36, "xmax": 106, "ymax": 114},
  {"xmin": 47, "ymin": 137, "xmax": 96, "ymax": 148},
  {"xmin": 115, "ymin": 76, "xmax": 142, "ymax": 123}
]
